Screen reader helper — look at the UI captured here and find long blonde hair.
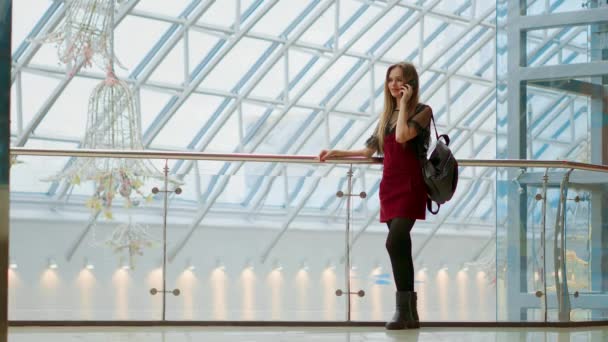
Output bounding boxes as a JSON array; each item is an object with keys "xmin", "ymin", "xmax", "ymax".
[{"xmin": 375, "ymin": 62, "xmax": 420, "ymax": 153}]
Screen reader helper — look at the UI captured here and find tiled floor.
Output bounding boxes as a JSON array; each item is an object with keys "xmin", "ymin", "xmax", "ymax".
[{"xmin": 8, "ymin": 326, "xmax": 608, "ymax": 342}]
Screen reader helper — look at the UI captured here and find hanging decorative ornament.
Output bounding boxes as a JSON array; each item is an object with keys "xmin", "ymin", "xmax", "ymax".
[
  {"xmin": 45, "ymin": 0, "xmax": 181, "ymax": 216},
  {"xmin": 31, "ymin": 0, "xmax": 122, "ymax": 74},
  {"xmin": 44, "ymin": 0, "xmax": 181, "ymax": 267},
  {"xmin": 48, "ymin": 66, "xmax": 170, "ymax": 219},
  {"xmin": 106, "ymin": 216, "xmax": 159, "ymax": 269}
]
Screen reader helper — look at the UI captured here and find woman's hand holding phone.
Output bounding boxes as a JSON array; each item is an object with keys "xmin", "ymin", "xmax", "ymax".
[{"xmin": 399, "ymin": 80, "xmax": 414, "ymax": 107}]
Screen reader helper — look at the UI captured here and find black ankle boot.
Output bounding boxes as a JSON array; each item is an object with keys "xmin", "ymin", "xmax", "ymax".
[
  {"xmin": 385, "ymin": 291, "xmax": 416, "ymax": 330},
  {"xmin": 410, "ymin": 291, "xmax": 420, "ymax": 329}
]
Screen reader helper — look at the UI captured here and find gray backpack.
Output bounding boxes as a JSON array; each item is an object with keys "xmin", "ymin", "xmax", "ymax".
[{"xmin": 422, "ymin": 115, "xmax": 458, "ymax": 214}]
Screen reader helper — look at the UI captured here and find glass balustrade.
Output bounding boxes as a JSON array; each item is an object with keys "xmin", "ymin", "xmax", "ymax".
[{"xmin": 8, "ymin": 151, "xmax": 608, "ymax": 322}]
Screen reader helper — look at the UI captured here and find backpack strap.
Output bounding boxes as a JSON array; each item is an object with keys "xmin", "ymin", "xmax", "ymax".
[
  {"xmin": 427, "ymin": 198, "xmax": 439, "ymax": 215},
  {"xmin": 430, "ymin": 113, "xmax": 440, "ymax": 141},
  {"xmin": 429, "ymin": 113, "xmax": 451, "ymax": 146}
]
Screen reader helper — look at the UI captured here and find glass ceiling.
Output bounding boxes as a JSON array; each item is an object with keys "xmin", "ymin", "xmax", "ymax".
[{"xmin": 9, "ymin": 0, "xmax": 588, "ymax": 237}]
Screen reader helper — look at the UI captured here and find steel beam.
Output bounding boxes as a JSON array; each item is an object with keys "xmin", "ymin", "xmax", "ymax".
[
  {"xmin": 505, "ymin": 0, "xmax": 527, "ymax": 322},
  {"xmin": 519, "ymin": 8, "xmax": 608, "ymax": 30},
  {"xmin": 520, "ymin": 61, "xmax": 608, "ymax": 81}
]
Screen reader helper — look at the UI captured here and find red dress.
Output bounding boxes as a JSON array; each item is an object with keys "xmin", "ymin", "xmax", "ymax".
[{"xmin": 379, "ymin": 131, "xmax": 427, "ymax": 222}]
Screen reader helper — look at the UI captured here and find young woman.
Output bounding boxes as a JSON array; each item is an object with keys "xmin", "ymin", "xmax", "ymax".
[{"xmin": 318, "ymin": 62, "xmax": 432, "ymax": 330}]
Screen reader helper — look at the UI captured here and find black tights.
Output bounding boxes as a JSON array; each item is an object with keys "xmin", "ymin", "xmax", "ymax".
[{"xmin": 385, "ymin": 217, "xmax": 416, "ymax": 292}]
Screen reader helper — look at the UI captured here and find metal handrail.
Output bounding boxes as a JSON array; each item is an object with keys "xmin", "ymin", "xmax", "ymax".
[{"xmin": 10, "ymin": 147, "xmax": 608, "ymax": 173}]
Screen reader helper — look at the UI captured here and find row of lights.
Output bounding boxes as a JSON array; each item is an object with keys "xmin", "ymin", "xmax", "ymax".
[
  {"xmin": 8, "ymin": 258, "xmax": 337, "ymax": 272},
  {"xmin": 8, "ymin": 258, "xmax": 483, "ymax": 275},
  {"xmin": 8, "ymin": 258, "xmax": 116, "ymax": 271}
]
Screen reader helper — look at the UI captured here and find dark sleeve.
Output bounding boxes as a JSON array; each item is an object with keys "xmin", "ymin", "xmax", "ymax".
[
  {"xmin": 364, "ymin": 124, "xmax": 380, "ymax": 152},
  {"xmin": 408, "ymin": 104, "xmax": 432, "ymax": 135}
]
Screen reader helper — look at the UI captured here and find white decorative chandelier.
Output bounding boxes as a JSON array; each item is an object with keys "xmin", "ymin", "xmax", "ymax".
[
  {"xmin": 106, "ymin": 217, "xmax": 159, "ymax": 269},
  {"xmin": 47, "ymin": 69, "xmax": 169, "ymax": 267},
  {"xmin": 32, "ymin": 0, "xmax": 119, "ymax": 73},
  {"xmin": 43, "ymin": 0, "xmax": 181, "ymax": 267},
  {"xmin": 53, "ymin": 68, "xmax": 165, "ymax": 219}
]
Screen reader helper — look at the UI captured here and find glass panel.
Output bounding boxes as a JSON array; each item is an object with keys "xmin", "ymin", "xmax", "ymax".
[
  {"xmin": 525, "ymin": 23, "xmax": 608, "ymax": 67},
  {"xmin": 496, "ymin": 167, "xmax": 548, "ymax": 322},
  {"xmin": 542, "ymin": 169, "xmax": 608, "ymax": 322},
  {"xmin": 497, "ymin": 166, "xmax": 608, "ymax": 322},
  {"xmin": 525, "ymin": 26, "xmax": 591, "ymax": 67},
  {"xmin": 524, "ymin": 78, "xmax": 595, "ymax": 162},
  {"xmin": 8, "ymin": 152, "xmax": 608, "ymax": 323},
  {"xmin": 351, "ymin": 165, "xmax": 497, "ymax": 322},
  {"xmin": 497, "ymin": 0, "xmax": 608, "ymax": 323},
  {"xmin": 9, "ymin": 155, "xmax": 166, "ymax": 320},
  {"xmin": 164, "ymin": 160, "xmax": 347, "ymax": 321}
]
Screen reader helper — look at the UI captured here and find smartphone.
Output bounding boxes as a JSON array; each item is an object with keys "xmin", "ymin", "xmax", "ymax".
[{"xmin": 406, "ymin": 79, "xmax": 417, "ymax": 88}]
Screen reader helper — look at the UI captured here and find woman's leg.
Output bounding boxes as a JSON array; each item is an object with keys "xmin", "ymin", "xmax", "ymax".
[
  {"xmin": 385, "ymin": 217, "xmax": 416, "ymax": 291},
  {"xmin": 385, "ymin": 217, "xmax": 419, "ymax": 330}
]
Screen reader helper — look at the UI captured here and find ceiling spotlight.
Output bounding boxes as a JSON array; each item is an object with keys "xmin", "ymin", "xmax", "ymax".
[
  {"xmin": 216, "ymin": 258, "xmax": 226, "ymax": 271},
  {"xmin": 48, "ymin": 258, "xmax": 58, "ymax": 269},
  {"xmin": 120, "ymin": 259, "xmax": 131, "ymax": 270},
  {"xmin": 84, "ymin": 258, "xmax": 95, "ymax": 270},
  {"xmin": 272, "ymin": 259, "xmax": 283, "ymax": 272},
  {"xmin": 186, "ymin": 258, "xmax": 195, "ymax": 271},
  {"xmin": 245, "ymin": 258, "xmax": 253, "ymax": 270}
]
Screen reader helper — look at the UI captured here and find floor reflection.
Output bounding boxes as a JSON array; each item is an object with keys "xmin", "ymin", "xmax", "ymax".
[{"xmin": 8, "ymin": 326, "xmax": 608, "ymax": 342}]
